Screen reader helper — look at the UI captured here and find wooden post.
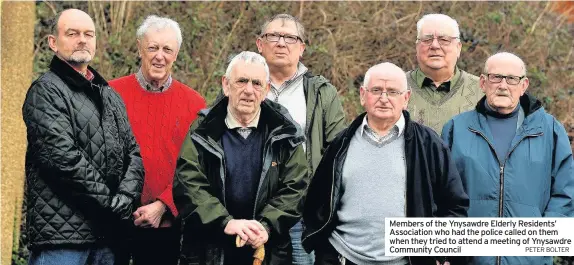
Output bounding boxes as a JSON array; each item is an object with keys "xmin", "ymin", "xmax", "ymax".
[{"xmin": 1, "ymin": 2, "xmax": 35, "ymax": 264}]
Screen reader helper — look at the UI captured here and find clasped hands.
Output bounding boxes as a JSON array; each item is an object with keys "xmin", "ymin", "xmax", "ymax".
[
  {"xmin": 132, "ymin": 200, "xmax": 167, "ymax": 228},
  {"xmin": 224, "ymin": 219, "xmax": 268, "ymax": 249}
]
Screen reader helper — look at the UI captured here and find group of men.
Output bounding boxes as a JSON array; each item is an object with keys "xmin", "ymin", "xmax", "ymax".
[{"xmin": 22, "ymin": 8, "xmax": 573, "ymax": 265}]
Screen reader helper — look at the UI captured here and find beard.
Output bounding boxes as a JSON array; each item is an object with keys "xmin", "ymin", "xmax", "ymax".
[{"xmin": 66, "ymin": 50, "xmax": 92, "ymax": 64}]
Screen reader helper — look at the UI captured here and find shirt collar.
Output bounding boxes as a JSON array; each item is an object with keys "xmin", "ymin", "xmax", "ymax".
[
  {"xmin": 135, "ymin": 68, "xmax": 173, "ymax": 92},
  {"xmin": 62, "ymin": 60, "xmax": 94, "ymax": 81},
  {"xmin": 271, "ymin": 62, "xmax": 308, "ymax": 90},
  {"xmin": 360, "ymin": 113, "xmax": 406, "ymax": 138},
  {"xmin": 415, "ymin": 66, "xmax": 461, "ymax": 92},
  {"xmin": 225, "ymin": 107, "xmax": 261, "ymax": 129}
]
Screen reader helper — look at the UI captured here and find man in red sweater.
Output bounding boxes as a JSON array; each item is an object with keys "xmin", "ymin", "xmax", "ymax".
[{"xmin": 109, "ymin": 15, "xmax": 206, "ymax": 265}]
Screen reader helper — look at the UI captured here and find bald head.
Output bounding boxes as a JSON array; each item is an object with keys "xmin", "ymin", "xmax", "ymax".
[
  {"xmin": 362, "ymin": 62, "xmax": 408, "ymax": 90},
  {"xmin": 52, "ymin": 9, "xmax": 94, "ymax": 35},
  {"xmin": 484, "ymin": 52, "xmax": 527, "ymax": 76}
]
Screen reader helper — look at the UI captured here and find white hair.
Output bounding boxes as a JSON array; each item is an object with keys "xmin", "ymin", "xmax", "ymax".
[
  {"xmin": 416, "ymin": 14, "xmax": 460, "ymax": 39},
  {"xmin": 484, "ymin": 52, "xmax": 527, "ymax": 76},
  {"xmin": 136, "ymin": 15, "xmax": 182, "ymax": 49},
  {"xmin": 225, "ymin": 51, "xmax": 270, "ymax": 83},
  {"xmin": 362, "ymin": 62, "xmax": 408, "ymax": 90}
]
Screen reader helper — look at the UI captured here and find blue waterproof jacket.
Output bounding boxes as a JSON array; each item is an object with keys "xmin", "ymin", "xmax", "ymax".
[{"xmin": 442, "ymin": 93, "xmax": 574, "ymax": 265}]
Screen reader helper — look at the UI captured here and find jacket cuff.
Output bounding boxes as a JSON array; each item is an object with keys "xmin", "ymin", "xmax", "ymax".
[{"xmin": 260, "ymin": 220, "xmax": 272, "ymax": 240}]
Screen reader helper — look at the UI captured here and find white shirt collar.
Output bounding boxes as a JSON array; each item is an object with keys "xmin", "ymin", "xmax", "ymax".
[
  {"xmin": 225, "ymin": 107, "xmax": 261, "ymax": 129},
  {"xmin": 360, "ymin": 113, "xmax": 406, "ymax": 137}
]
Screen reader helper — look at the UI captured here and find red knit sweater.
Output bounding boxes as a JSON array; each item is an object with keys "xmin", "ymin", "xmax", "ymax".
[{"xmin": 109, "ymin": 74, "xmax": 206, "ymax": 217}]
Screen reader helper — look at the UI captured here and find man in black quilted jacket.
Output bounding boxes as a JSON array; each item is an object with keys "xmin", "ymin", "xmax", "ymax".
[{"xmin": 22, "ymin": 9, "xmax": 144, "ymax": 265}]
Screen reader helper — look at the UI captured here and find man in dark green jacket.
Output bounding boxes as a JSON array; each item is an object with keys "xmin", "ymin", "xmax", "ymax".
[
  {"xmin": 173, "ymin": 51, "xmax": 308, "ymax": 265},
  {"xmin": 256, "ymin": 14, "xmax": 346, "ymax": 264}
]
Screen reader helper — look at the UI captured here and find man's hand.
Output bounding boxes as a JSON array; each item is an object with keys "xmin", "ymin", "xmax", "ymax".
[
  {"xmin": 133, "ymin": 200, "xmax": 166, "ymax": 228},
  {"xmin": 225, "ymin": 219, "xmax": 265, "ymax": 246},
  {"xmin": 249, "ymin": 221, "xmax": 268, "ymax": 249},
  {"xmin": 110, "ymin": 193, "xmax": 134, "ymax": 220}
]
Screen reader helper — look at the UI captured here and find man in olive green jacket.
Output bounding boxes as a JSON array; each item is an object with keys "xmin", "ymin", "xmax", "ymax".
[
  {"xmin": 257, "ymin": 14, "xmax": 346, "ymax": 264},
  {"xmin": 173, "ymin": 51, "xmax": 308, "ymax": 265}
]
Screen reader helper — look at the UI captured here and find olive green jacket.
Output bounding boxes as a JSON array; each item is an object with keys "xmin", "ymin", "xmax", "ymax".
[
  {"xmin": 302, "ymin": 73, "xmax": 347, "ymax": 173},
  {"xmin": 173, "ymin": 97, "xmax": 308, "ymax": 265}
]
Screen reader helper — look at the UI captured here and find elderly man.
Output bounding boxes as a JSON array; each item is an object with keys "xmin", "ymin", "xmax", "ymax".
[
  {"xmin": 173, "ymin": 51, "xmax": 308, "ymax": 265},
  {"xmin": 442, "ymin": 52, "xmax": 574, "ymax": 265},
  {"xmin": 22, "ymin": 9, "xmax": 143, "ymax": 265},
  {"xmin": 256, "ymin": 14, "xmax": 346, "ymax": 265},
  {"xmin": 109, "ymin": 15, "xmax": 206, "ymax": 265},
  {"xmin": 407, "ymin": 13, "xmax": 483, "ymax": 133},
  {"xmin": 303, "ymin": 62, "xmax": 468, "ymax": 265}
]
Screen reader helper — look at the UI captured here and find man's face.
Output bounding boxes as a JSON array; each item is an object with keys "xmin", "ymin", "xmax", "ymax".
[
  {"xmin": 415, "ymin": 19, "xmax": 462, "ymax": 74},
  {"xmin": 480, "ymin": 57, "xmax": 529, "ymax": 113},
  {"xmin": 360, "ymin": 70, "xmax": 410, "ymax": 122},
  {"xmin": 222, "ymin": 61, "xmax": 270, "ymax": 117},
  {"xmin": 256, "ymin": 19, "xmax": 305, "ymax": 69},
  {"xmin": 137, "ymin": 28, "xmax": 179, "ymax": 84},
  {"xmin": 48, "ymin": 10, "xmax": 96, "ymax": 65}
]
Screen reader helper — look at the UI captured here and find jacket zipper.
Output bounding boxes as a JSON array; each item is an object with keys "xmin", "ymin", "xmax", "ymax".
[
  {"xmin": 191, "ymin": 134, "xmax": 228, "ymax": 206},
  {"xmin": 252, "ymin": 130, "xmax": 293, "ymax": 219},
  {"xmin": 469, "ymin": 128, "xmax": 542, "ymax": 265},
  {"xmin": 305, "ymin": 89, "xmax": 320, "ymax": 171}
]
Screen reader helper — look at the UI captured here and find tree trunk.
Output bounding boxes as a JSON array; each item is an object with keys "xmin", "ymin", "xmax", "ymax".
[{"xmin": 1, "ymin": 2, "xmax": 35, "ymax": 264}]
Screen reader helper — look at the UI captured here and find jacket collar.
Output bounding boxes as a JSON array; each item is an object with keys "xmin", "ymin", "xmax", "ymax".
[
  {"xmin": 343, "ymin": 110, "xmax": 416, "ymax": 141},
  {"xmin": 475, "ymin": 92, "xmax": 542, "ymax": 118},
  {"xmin": 49, "ymin": 55, "xmax": 108, "ymax": 91},
  {"xmin": 195, "ymin": 96, "xmax": 305, "ymax": 146},
  {"xmin": 471, "ymin": 93, "xmax": 544, "ymax": 138}
]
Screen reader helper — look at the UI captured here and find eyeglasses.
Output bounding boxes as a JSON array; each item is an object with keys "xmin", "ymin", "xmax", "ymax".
[
  {"xmin": 484, "ymin": 73, "xmax": 525, "ymax": 85},
  {"xmin": 261, "ymin": 33, "xmax": 302, "ymax": 44},
  {"xmin": 233, "ymin": 77, "xmax": 265, "ymax": 90},
  {"xmin": 364, "ymin": 88, "xmax": 407, "ymax": 98},
  {"xmin": 417, "ymin": 35, "xmax": 459, "ymax": 46}
]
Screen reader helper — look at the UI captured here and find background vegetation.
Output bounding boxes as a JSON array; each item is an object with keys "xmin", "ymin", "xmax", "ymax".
[{"xmin": 14, "ymin": 1, "xmax": 574, "ymax": 264}]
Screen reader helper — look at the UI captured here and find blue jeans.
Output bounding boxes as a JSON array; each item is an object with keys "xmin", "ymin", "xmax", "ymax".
[
  {"xmin": 290, "ymin": 220, "xmax": 314, "ymax": 265},
  {"xmin": 28, "ymin": 246, "xmax": 115, "ymax": 265}
]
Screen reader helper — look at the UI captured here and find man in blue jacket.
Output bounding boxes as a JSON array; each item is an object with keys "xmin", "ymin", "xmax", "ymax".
[{"xmin": 442, "ymin": 52, "xmax": 574, "ymax": 265}]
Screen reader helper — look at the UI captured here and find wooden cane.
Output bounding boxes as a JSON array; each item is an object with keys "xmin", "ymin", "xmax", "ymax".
[{"xmin": 236, "ymin": 235, "xmax": 265, "ymax": 265}]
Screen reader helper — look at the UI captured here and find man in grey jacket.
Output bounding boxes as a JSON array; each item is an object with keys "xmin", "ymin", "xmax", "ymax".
[{"xmin": 256, "ymin": 14, "xmax": 347, "ymax": 265}]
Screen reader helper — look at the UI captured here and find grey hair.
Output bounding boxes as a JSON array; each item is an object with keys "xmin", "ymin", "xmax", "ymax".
[
  {"xmin": 260, "ymin": 14, "xmax": 306, "ymax": 43},
  {"xmin": 136, "ymin": 15, "xmax": 182, "ymax": 49},
  {"xmin": 362, "ymin": 62, "xmax": 408, "ymax": 90},
  {"xmin": 225, "ymin": 51, "xmax": 270, "ymax": 83},
  {"xmin": 416, "ymin": 14, "xmax": 460, "ymax": 39},
  {"xmin": 484, "ymin": 52, "xmax": 527, "ymax": 76}
]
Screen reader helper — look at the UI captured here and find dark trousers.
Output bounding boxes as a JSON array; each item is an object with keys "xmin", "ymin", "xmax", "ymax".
[
  {"xmin": 314, "ymin": 242, "xmax": 357, "ymax": 265},
  {"xmin": 116, "ymin": 223, "xmax": 181, "ymax": 265}
]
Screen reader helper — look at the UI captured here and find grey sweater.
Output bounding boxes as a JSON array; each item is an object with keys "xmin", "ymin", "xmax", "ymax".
[{"xmin": 329, "ymin": 123, "xmax": 408, "ymax": 265}]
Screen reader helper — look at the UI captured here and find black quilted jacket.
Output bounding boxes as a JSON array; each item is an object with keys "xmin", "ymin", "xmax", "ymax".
[{"xmin": 22, "ymin": 56, "xmax": 144, "ymax": 249}]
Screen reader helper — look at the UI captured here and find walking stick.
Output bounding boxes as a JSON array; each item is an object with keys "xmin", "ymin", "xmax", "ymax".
[{"xmin": 236, "ymin": 235, "xmax": 265, "ymax": 265}]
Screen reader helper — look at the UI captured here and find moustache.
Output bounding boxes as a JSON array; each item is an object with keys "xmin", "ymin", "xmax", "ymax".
[
  {"xmin": 495, "ymin": 91, "xmax": 510, "ymax": 97},
  {"xmin": 73, "ymin": 48, "xmax": 90, "ymax": 54}
]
